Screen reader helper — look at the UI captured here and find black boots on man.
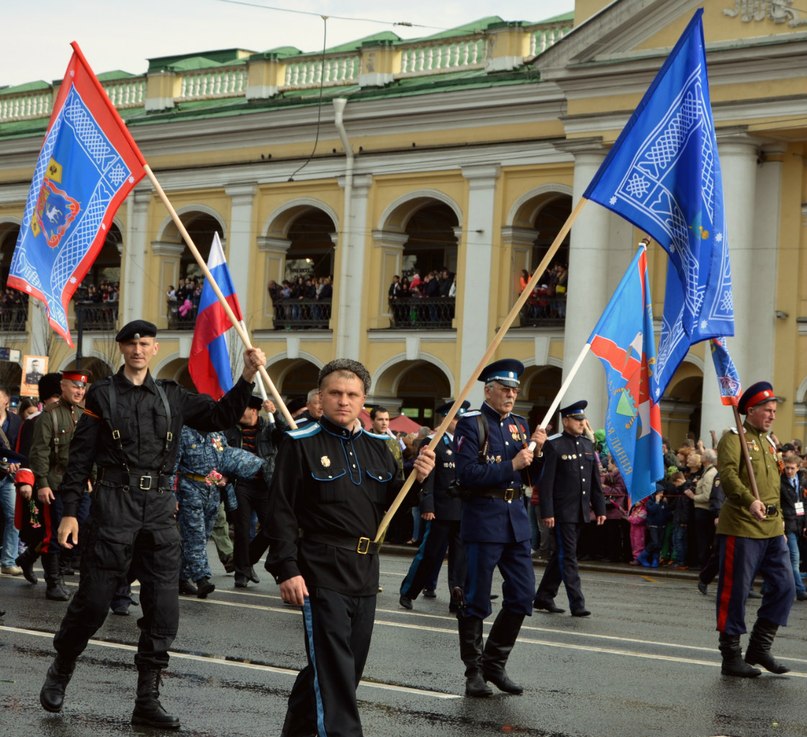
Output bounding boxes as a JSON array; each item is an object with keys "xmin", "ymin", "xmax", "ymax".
[
  {"xmin": 457, "ymin": 616, "xmax": 493, "ymax": 697},
  {"xmin": 15, "ymin": 547, "xmax": 39, "ymax": 584},
  {"xmin": 43, "ymin": 553, "xmax": 70, "ymax": 601},
  {"xmin": 40, "ymin": 654, "xmax": 76, "ymax": 712},
  {"xmin": 482, "ymin": 610, "xmax": 525, "ymax": 694},
  {"xmin": 131, "ymin": 667, "xmax": 180, "ymax": 729},
  {"xmin": 744, "ymin": 618, "xmax": 790, "ymax": 674},
  {"xmin": 718, "ymin": 633, "xmax": 761, "ymax": 678}
]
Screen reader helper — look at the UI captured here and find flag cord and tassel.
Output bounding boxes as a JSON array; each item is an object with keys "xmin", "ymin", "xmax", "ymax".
[
  {"xmin": 374, "ymin": 197, "xmax": 588, "ymax": 543},
  {"xmin": 143, "ymin": 165, "xmax": 296, "ymax": 429}
]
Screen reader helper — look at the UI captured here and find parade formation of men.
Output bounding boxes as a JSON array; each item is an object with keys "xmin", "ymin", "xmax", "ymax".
[{"xmin": 2, "ymin": 330, "xmax": 804, "ymax": 736}]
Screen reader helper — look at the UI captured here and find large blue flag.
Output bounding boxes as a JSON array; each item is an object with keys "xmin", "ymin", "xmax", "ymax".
[
  {"xmin": 583, "ymin": 10, "xmax": 733, "ymax": 403},
  {"xmin": 8, "ymin": 43, "xmax": 146, "ymax": 346},
  {"xmin": 588, "ymin": 246, "xmax": 665, "ymax": 501}
]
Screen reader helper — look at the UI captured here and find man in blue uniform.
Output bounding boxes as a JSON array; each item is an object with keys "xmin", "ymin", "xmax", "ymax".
[
  {"xmin": 399, "ymin": 400, "xmax": 470, "ymax": 612},
  {"xmin": 454, "ymin": 359, "xmax": 546, "ymax": 697},
  {"xmin": 265, "ymin": 358, "xmax": 435, "ymax": 737},
  {"xmin": 534, "ymin": 400, "xmax": 606, "ymax": 617}
]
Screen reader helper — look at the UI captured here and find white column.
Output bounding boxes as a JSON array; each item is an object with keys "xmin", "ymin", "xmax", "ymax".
[
  {"xmin": 225, "ymin": 184, "xmax": 257, "ymax": 313},
  {"xmin": 122, "ymin": 188, "xmax": 150, "ymax": 324},
  {"xmin": 700, "ymin": 133, "xmax": 762, "ymax": 438},
  {"xmin": 561, "ymin": 143, "xmax": 610, "ymax": 428},
  {"xmin": 460, "ymin": 164, "xmax": 500, "ymax": 408}
]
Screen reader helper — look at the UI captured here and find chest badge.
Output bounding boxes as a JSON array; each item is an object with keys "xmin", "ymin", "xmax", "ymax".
[
  {"xmin": 446, "ymin": 449, "xmax": 453, "ymax": 456},
  {"xmin": 321, "ymin": 456, "xmax": 331, "ymax": 468}
]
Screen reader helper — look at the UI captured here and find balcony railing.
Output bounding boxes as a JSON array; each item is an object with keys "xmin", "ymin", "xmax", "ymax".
[
  {"xmin": 273, "ymin": 298, "xmax": 332, "ymax": 330},
  {"xmin": 167, "ymin": 303, "xmax": 198, "ymax": 330},
  {"xmin": 0, "ymin": 304, "xmax": 27, "ymax": 331},
  {"xmin": 75, "ymin": 302, "xmax": 119, "ymax": 331},
  {"xmin": 389, "ymin": 297, "xmax": 455, "ymax": 329},
  {"xmin": 518, "ymin": 293, "xmax": 566, "ymax": 327}
]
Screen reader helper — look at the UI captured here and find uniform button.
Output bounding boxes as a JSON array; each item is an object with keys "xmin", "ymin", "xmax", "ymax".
[
  {"xmin": 505, "ymin": 441, "xmax": 509, "ymax": 446},
  {"xmin": 352, "ymin": 464, "xmax": 357, "ymax": 468}
]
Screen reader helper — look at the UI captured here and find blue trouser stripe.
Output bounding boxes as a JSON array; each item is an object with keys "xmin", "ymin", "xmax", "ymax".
[{"xmin": 302, "ymin": 596, "xmax": 328, "ymax": 737}]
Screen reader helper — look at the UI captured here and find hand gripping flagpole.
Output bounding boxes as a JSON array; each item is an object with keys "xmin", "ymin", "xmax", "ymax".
[
  {"xmin": 143, "ymin": 166, "xmax": 297, "ymax": 430},
  {"xmin": 374, "ymin": 198, "xmax": 589, "ymax": 543}
]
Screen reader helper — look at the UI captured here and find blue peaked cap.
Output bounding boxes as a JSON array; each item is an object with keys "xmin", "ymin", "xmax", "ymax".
[{"xmin": 479, "ymin": 359, "xmax": 524, "ymax": 388}]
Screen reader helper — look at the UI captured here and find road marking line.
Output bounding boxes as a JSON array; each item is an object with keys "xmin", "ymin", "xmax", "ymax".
[{"xmin": 0, "ymin": 625, "xmax": 459, "ymax": 699}]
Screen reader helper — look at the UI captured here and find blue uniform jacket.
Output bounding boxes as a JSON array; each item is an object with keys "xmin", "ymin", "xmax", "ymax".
[
  {"xmin": 454, "ymin": 402, "xmax": 538, "ymax": 543},
  {"xmin": 538, "ymin": 431, "xmax": 605, "ymax": 524},
  {"xmin": 419, "ymin": 433, "xmax": 462, "ymax": 522}
]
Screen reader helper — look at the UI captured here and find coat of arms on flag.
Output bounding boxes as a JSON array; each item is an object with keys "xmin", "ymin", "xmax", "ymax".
[{"xmin": 32, "ymin": 160, "xmax": 80, "ymax": 247}]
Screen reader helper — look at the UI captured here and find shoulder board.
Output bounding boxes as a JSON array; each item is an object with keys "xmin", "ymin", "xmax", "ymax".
[
  {"xmin": 461, "ymin": 410, "xmax": 481, "ymax": 418},
  {"xmin": 548, "ymin": 432, "xmax": 563, "ymax": 441},
  {"xmin": 363, "ymin": 429, "xmax": 391, "ymax": 441},
  {"xmin": 286, "ymin": 423, "xmax": 321, "ymax": 440}
]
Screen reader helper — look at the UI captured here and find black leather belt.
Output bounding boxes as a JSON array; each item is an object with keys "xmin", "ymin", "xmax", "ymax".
[
  {"xmin": 301, "ymin": 530, "xmax": 380, "ymax": 555},
  {"xmin": 97, "ymin": 467, "xmax": 174, "ymax": 491},
  {"xmin": 470, "ymin": 487, "xmax": 523, "ymax": 502}
]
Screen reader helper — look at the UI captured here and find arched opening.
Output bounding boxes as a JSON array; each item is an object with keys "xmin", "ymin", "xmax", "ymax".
[
  {"xmin": 0, "ymin": 224, "xmax": 28, "ymax": 332},
  {"xmin": 661, "ymin": 364, "xmax": 703, "ymax": 448},
  {"xmin": 272, "ymin": 358, "xmax": 321, "ymax": 398},
  {"xmin": 375, "ymin": 360, "xmax": 452, "ymax": 428},
  {"xmin": 521, "ymin": 365, "xmax": 563, "ymax": 432},
  {"xmin": 386, "ymin": 199, "xmax": 459, "ymax": 329},
  {"xmin": 511, "ymin": 193, "xmax": 571, "ymax": 327},
  {"xmin": 74, "ymin": 223, "xmax": 123, "ymax": 332},
  {"xmin": 268, "ymin": 207, "xmax": 336, "ymax": 331},
  {"xmin": 63, "ymin": 356, "xmax": 115, "ymax": 381},
  {"xmin": 165, "ymin": 212, "xmax": 223, "ymax": 330}
]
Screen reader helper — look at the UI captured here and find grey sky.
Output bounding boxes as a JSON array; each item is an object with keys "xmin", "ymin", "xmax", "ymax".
[{"xmin": 1, "ymin": 0, "xmax": 574, "ymax": 87}]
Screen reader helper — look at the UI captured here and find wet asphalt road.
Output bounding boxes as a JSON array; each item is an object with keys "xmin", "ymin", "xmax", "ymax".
[{"xmin": 2, "ymin": 547, "xmax": 807, "ymax": 737}]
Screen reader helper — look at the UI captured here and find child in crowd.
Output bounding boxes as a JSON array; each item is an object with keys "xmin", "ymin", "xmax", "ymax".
[
  {"xmin": 640, "ymin": 488, "xmax": 670, "ymax": 568},
  {"xmin": 627, "ymin": 497, "xmax": 648, "ymax": 565}
]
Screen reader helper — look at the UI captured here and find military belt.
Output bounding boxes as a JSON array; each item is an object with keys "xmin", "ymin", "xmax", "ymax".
[
  {"xmin": 183, "ymin": 473, "xmax": 209, "ymax": 484},
  {"xmin": 97, "ymin": 467, "xmax": 175, "ymax": 491},
  {"xmin": 300, "ymin": 530, "xmax": 381, "ymax": 555},
  {"xmin": 469, "ymin": 487, "xmax": 524, "ymax": 502}
]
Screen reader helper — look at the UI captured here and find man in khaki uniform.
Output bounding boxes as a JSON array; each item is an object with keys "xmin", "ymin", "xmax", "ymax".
[{"xmin": 715, "ymin": 381, "xmax": 795, "ymax": 677}]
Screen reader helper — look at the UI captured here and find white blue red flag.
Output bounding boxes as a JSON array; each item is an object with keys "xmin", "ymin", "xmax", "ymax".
[
  {"xmin": 709, "ymin": 337, "xmax": 741, "ymax": 406},
  {"xmin": 583, "ymin": 10, "xmax": 734, "ymax": 403},
  {"xmin": 188, "ymin": 233, "xmax": 244, "ymax": 399},
  {"xmin": 588, "ymin": 246, "xmax": 665, "ymax": 501},
  {"xmin": 7, "ymin": 43, "xmax": 146, "ymax": 346}
]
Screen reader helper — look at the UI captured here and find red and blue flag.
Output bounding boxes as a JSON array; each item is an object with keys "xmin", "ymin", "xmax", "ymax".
[
  {"xmin": 709, "ymin": 337, "xmax": 741, "ymax": 406},
  {"xmin": 188, "ymin": 233, "xmax": 244, "ymax": 399},
  {"xmin": 588, "ymin": 246, "xmax": 664, "ymax": 501},
  {"xmin": 583, "ymin": 10, "xmax": 734, "ymax": 403},
  {"xmin": 7, "ymin": 42, "xmax": 146, "ymax": 346}
]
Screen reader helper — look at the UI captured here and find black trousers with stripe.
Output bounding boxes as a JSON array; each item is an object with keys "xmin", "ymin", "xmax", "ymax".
[{"xmin": 282, "ymin": 587, "xmax": 376, "ymax": 737}]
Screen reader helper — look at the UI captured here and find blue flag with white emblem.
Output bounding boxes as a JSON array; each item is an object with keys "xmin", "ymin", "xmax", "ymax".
[
  {"xmin": 583, "ymin": 10, "xmax": 733, "ymax": 402},
  {"xmin": 7, "ymin": 43, "xmax": 146, "ymax": 346}
]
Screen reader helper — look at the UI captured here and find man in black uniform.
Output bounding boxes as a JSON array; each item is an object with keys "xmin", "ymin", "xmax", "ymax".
[
  {"xmin": 265, "ymin": 358, "xmax": 435, "ymax": 737},
  {"xmin": 534, "ymin": 400, "xmax": 606, "ymax": 617},
  {"xmin": 399, "ymin": 400, "xmax": 469, "ymax": 612},
  {"xmin": 38, "ymin": 320, "xmax": 266, "ymax": 730},
  {"xmin": 225, "ymin": 394, "xmax": 278, "ymax": 588}
]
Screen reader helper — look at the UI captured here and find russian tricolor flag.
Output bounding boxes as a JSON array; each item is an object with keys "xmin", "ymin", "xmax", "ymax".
[{"xmin": 188, "ymin": 233, "xmax": 244, "ymax": 399}]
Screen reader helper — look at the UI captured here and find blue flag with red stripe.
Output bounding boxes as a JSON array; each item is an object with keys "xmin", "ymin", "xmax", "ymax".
[
  {"xmin": 588, "ymin": 247, "xmax": 665, "ymax": 501},
  {"xmin": 583, "ymin": 10, "xmax": 734, "ymax": 403},
  {"xmin": 7, "ymin": 43, "xmax": 146, "ymax": 346},
  {"xmin": 709, "ymin": 337, "xmax": 741, "ymax": 406},
  {"xmin": 188, "ymin": 233, "xmax": 244, "ymax": 398}
]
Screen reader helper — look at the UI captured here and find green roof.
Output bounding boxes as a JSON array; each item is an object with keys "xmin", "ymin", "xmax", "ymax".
[
  {"xmin": 0, "ymin": 80, "xmax": 51, "ymax": 96},
  {"xmin": 148, "ymin": 48, "xmax": 253, "ymax": 72},
  {"xmin": 415, "ymin": 16, "xmax": 504, "ymax": 42},
  {"xmin": 96, "ymin": 70, "xmax": 138, "ymax": 81}
]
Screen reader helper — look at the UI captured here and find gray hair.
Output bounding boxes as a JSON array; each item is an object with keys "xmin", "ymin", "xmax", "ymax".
[
  {"xmin": 702, "ymin": 448, "xmax": 717, "ymax": 465},
  {"xmin": 318, "ymin": 359, "xmax": 371, "ymax": 394},
  {"xmin": 307, "ymin": 387, "xmax": 320, "ymax": 402}
]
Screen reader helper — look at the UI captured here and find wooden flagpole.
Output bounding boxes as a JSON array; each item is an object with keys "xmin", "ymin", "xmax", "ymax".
[
  {"xmin": 144, "ymin": 165, "xmax": 297, "ymax": 430},
  {"xmin": 374, "ymin": 197, "xmax": 590, "ymax": 542}
]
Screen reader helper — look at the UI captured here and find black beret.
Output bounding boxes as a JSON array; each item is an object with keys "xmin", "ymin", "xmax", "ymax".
[
  {"xmin": 115, "ymin": 320, "xmax": 157, "ymax": 342},
  {"xmin": 286, "ymin": 397, "xmax": 307, "ymax": 415},
  {"xmin": 38, "ymin": 372, "xmax": 62, "ymax": 399},
  {"xmin": 560, "ymin": 400, "xmax": 588, "ymax": 419},
  {"xmin": 738, "ymin": 381, "xmax": 775, "ymax": 415},
  {"xmin": 247, "ymin": 395, "xmax": 263, "ymax": 410},
  {"xmin": 479, "ymin": 359, "xmax": 524, "ymax": 388},
  {"xmin": 436, "ymin": 400, "xmax": 471, "ymax": 417}
]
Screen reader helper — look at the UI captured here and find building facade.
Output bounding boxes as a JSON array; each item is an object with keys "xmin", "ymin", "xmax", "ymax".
[{"xmin": 1, "ymin": 0, "xmax": 806, "ymax": 446}]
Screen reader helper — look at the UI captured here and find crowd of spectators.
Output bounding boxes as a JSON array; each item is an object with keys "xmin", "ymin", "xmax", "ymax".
[
  {"xmin": 0, "ymin": 288, "xmax": 28, "ymax": 331},
  {"xmin": 520, "ymin": 262, "xmax": 567, "ymax": 321},
  {"xmin": 267, "ymin": 276, "xmax": 333, "ymax": 326},
  {"xmin": 167, "ymin": 277, "xmax": 204, "ymax": 323},
  {"xmin": 75, "ymin": 280, "xmax": 119, "ymax": 304},
  {"xmin": 388, "ymin": 268, "xmax": 456, "ymax": 326}
]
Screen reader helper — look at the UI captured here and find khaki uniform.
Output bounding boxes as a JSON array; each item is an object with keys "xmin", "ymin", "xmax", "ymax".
[
  {"xmin": 30, "ymin": 398, "xmax": 82, "ymax": 492},
  {"xmin": 716, "ymin": 422, "xmax": 783, "ymax": 539}
]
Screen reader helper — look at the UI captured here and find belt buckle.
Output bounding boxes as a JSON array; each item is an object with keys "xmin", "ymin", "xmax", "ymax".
[
  {"xmin": 139, "ymin": 475, "xmax": 153, "ymax": 491},
  {"xmin": 356, "ymin": 537, "xmax": 371, "ymax": 555},
  {"xmin": 504, "ymin": 488, "xmax": 515, "ymax": 503}
]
